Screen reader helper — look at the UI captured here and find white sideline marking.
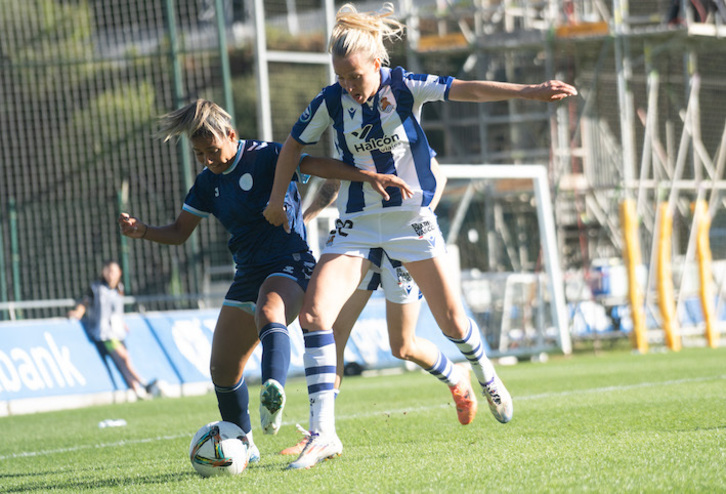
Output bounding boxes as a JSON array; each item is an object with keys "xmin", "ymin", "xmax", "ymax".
[
  {"xmin": 2, "ymin": 374, "xmax": 723, "ymax": 461},
  {"xmin": 515, "ymin": 374, "xmax": 726, "ymax": 402},
  {"xmin": 0, "ymin": 434, "xmax": 187, "ymax": 461}
]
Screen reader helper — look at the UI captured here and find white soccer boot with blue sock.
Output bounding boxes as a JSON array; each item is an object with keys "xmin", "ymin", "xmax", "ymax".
[
  {"xmin": 260, "ymin": 378, "xmax": 286, "ymax": 435},
  {"xmin": 448, "ymin": 318, "xmax": 514, "ymax": 424}
]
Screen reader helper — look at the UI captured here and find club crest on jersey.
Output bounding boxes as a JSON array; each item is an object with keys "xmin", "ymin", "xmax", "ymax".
[
  {"xmin": 412, "ymin": 221, "xmax": 435, "ymax": 239},
  {"xmin": 379, "ymin": 97, "xmax": 394, "ymax": 113},
  {"xmin": 239, "ymin": 173, "xmax": 253, "ymax": 191}
]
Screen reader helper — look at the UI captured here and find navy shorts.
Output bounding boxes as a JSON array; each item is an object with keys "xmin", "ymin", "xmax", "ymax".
[{"xmin": 223, "ymin": 251, "xmax": 316, "ymax": 314}]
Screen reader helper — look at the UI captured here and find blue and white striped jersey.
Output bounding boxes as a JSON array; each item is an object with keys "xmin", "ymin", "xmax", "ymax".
[
  {"xmin": 291, "ymin": 66, "xmax": 453, "ymax": 216},
  {"xmin": 182, "ymin": 139, "xmax": 310, "ymax": 269}
]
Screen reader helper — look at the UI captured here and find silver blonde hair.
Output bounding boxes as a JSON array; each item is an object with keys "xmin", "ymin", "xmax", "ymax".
[
  {"xmin": 156, "ymin": 99, "xmax": 233, "ymax": 143},
  {"xmin": 329, "ymin": 3, "xmax": 404, "ymax": 66}
]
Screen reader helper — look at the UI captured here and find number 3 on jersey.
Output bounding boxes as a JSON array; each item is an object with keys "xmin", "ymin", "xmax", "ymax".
[
  {"xmin": 335, "ymin": 219, "xmax": 353, "ymax": 237},
  {"xmin": 325, "ymin": 219, "xmax": 354, "ymax": 247}
]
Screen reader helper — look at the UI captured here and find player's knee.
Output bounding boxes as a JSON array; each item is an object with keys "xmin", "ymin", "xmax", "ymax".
[
  {"xmin": 209, "ymin": 361, "xmax": 241, "ymax": 387},
  {"xmin": 298, "ymin": 308, "xmax": 327, "ymax": 331},
  {"xmin": 390, "ymin": 342, "xmax": 414, "ymax": 361},
  {"xmin": 255, "ymin": 304, "xmax": 284, "ymax": 328},
  {"xmin": 438, "ymin": 314, "xmax": 470, "ymax": 339}
]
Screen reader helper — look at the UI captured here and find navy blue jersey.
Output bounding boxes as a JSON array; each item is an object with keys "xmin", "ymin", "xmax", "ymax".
[{"xmin": 182, "ymin": 139, "xmax": 310, "ymax": 268}]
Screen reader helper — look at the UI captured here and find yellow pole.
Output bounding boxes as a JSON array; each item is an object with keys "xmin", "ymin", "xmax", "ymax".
[
  {"xmin": 693, "ymin": 200, "xmax": 719, "ymax": 348},
  {"xmin": 656, "ymin": 203, "xmax": 681, "ymax": 351},
  {"xmin": 620, "ymin": 199, "xmax": 648, "ymax": 353}
]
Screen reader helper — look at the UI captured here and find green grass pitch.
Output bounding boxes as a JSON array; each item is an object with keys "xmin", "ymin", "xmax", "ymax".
[{"xmin": 1, "ymin": 347, "xmax": 724, "ymax": 492}]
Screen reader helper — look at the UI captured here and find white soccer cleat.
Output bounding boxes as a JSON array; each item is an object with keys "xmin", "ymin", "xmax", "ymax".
[
  {"xmin": 482, "ymin": 375, "xmax": 513, "ymax": 424},
  {"xmin": 241, "ymin": 432, "xmax": 260, "ymax": 463},
  {"xmin": 286, "ymin": 431, "xmax": 343, "ymax": 470},
  {"xmin": 260, "ymin": 379, "xmax": 286, "ymax": 435}
]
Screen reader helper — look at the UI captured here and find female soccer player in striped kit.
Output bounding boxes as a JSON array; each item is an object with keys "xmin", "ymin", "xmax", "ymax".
[
  {"xmin": 280, "ymin": 157, "xmax": 480, "ymax": 457},
  {"xmin": 118, "ymin": 99, "xmax": 411, "ymax": 463},
  {"xmin": 263, "ymin": 3, "xmax": 577, "ymax": 469}
]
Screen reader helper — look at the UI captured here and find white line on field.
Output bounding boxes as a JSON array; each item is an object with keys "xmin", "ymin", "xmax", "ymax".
[
  {"xmin": 515, "ymin": 373, "xmax": 726, "ymax": 401},
  {"xmin": 1, "ymin": 373, "xmax": 723, "ymax": 461},
  {"xmin": 0, "ymin": 434, "xmax": 187, "ymax": 461}
]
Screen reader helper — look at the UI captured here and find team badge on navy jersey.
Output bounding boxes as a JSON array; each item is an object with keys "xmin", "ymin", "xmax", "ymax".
[{"xmin": 239, "ymin": 173, "xmax": 253, "ymax": 191}]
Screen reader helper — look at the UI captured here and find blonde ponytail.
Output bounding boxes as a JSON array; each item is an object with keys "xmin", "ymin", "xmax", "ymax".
[{"xmin": 329, "ymin": 2, "xmax": 404, "ymax": 66}]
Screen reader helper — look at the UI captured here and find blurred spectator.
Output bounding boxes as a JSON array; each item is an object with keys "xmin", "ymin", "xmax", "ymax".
[
  {"xmin": 68, "ymin": 260, "xmax": 155, "ymax": 399},
  {"xmin": 668, "ymin": 0, "xmax": 708, "ymax": 25}
]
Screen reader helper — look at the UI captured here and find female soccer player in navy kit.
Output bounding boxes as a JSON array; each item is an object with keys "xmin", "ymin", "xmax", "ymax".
[
  {"xmin": 118, "ymin": 99, "xmax": 411, "ymax": 462},
  {"xmin": 263, "ymin": 3, "xmax": 577, "ymax": 469}
]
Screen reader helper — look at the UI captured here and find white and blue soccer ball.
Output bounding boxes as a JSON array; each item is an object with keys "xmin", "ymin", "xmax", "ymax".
[{"xmin": 189, "ymin": 421, "xmax": 248, "ymax": 477}]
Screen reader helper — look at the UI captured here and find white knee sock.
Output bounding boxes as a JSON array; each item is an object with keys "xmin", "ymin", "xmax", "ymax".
[
  {"xmin": 447, "ymin": 318, "xmax": 496, "ymax": 387},
  {"xmin": 302, "ymin": 330, "xmax": 337, "ymax": 436},
  {"xmin": 424, "ymin": 349, "xmax": 460, "ymax": 387}
]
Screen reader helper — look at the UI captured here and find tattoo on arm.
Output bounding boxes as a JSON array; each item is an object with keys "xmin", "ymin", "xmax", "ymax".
[
  {"xmin": 316, "ymin": 181, "xmax": 340, "ymax": 209},
  {"xmin": 304, "ymin": 180, "xmax": 340, "ymax": 222}
]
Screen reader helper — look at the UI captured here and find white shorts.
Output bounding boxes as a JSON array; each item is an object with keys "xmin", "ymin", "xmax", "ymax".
[
  {"xmin": 324, "ymin": 208, "xmax": 447, "ymax": 263},
  {"xmin": 357, "ymin": 250, "xmax": 422, "ymax": 304}
]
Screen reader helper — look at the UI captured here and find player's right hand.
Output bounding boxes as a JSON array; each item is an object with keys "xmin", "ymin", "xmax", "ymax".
[
  {"xmin": 118, "ymin": 213, "xmax": 147, "ymax": 239},
  {"xmin": 367, "ymin": 173, "xmax": 413, "ymax": 201}
]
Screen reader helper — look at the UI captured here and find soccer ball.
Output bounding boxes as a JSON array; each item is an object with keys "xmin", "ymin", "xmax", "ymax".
[{"xmin": 189, "ymin": 421, "xmax": 249, "ymax": 477}]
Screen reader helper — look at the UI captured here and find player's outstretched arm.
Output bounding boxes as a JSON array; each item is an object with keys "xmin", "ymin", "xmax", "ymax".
[
  {"xmin": 449, "ymin": 79, "xmax": 577, "ymax": 103},
  {"xmin": 264, "ymin": 135, "xmax": 304, "ymax": 232},
  {"xmin": 300, "ymin": 155, "xmax": 413, "ymax": 201},
  {"xmin": 118, "ymin": 210, "xmax": 202, "ymax": 245}
]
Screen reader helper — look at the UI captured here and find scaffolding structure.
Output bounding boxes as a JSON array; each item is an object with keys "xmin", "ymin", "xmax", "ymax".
[{"xmin": 398, "ymin": 0, "xmax": 726, "ymax": 265}]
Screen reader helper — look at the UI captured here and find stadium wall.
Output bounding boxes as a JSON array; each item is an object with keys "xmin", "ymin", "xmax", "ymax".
[{"xmin": 0, "ymin": 294, "xmax": 481, "ymax": 417}]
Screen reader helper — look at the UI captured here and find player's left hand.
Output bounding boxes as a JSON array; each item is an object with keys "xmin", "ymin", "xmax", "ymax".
[
  {"xmin": 365, "ymin": 173, "xmax": 413, "ymax": 201},
  {"xmin": 527, "ymin": 80, "xmax": 578, "ymax": 102}
]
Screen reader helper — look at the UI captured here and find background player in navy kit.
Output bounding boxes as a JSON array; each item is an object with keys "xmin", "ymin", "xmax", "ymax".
[
  {"xmin": 118, "ymin": 99, "xmax": 411, "ymax": 462},
  {"xmin": 263, "ymin": 3, "xmax": 577, "ymax": 469}
]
